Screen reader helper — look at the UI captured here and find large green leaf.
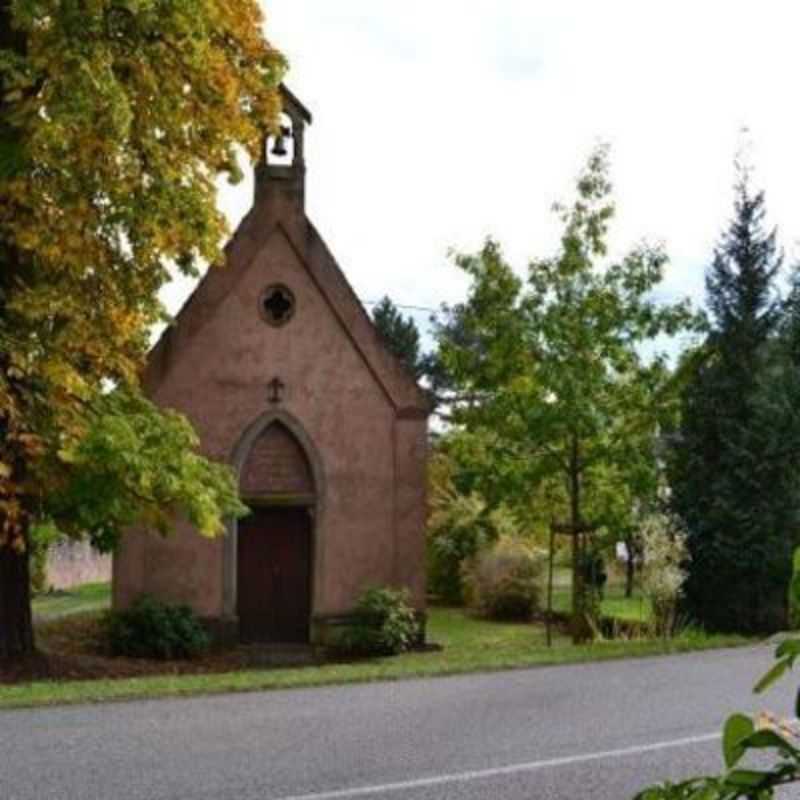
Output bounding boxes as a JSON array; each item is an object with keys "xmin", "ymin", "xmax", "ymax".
[
  {"xmin": 738, "ymin": 728, "xmax": 799, "ymax": 759},
  {"xmin": 755, "ymin": 660, "xmax": 790, "ymax": 694},
  {"xmin": 723, "ymin": 768, "xmax": 771, "ymax": 790},
  {"xmin": 722, "ymin": 714, "xmax": 755, "ymax": 769}
]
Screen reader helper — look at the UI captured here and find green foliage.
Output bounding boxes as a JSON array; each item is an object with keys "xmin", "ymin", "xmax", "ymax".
[
  {"xmin": 428, "ymin": 487, "xmax": 491, "ymax": 604},
  {"xmin": 577, "ymin": 548, "xmax": 608, "ymax": 595},
  {"xmin": 371, "ymin": 296, "xmax": 424, "ymax": 380},
  {"xmin": 0, "ymin": 0, "xmax": 283, "ymax": 657},
  {"xmin": 41, "ymin": 389, "xmax": 248, "ymax": 552},
  {"xmin": 28, "ymin": 519, "xmax": 59, "ymax": 593},
  {"xmin": 668, "ymin": 172, "xmax": 800, "ymax": 633},
  {"xmin": 788, "ymin": 550, "xmax": 800, "ymax": 629},
  {"xmin": 462, "ymin": 536, "xmax": 545, "ymax": 621},
  {"xmin": 635, "ymin": 548, "xmax": 800, "ymax": 798},
  {"xmin": 105, "ymin": 596, "xmax": 210, "ymax": 661},
  {"xmin": 435, "ymin": 146, "xmax": 695, "ymax": 639},
  {"xmin": 338, "ymin": 587, "xmax": 419, "ymax": 657},
  {"xmin": 427, "ymin": 447, "xmax": 527, "ymax": 603}
]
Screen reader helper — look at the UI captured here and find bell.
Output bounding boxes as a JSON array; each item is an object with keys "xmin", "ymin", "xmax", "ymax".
[{"xmin": 271, "ymin": 134, "xmax": 288, "ymax": 158}]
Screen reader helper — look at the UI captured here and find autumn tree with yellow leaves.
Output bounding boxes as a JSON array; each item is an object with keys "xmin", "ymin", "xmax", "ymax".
[{"xmin": 0, "ymin": 0, "xmax": 285, "ymax": 659}]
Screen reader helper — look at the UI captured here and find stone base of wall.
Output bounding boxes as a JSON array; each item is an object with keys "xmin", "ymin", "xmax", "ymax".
[
  {"xmin": 311, "ymin": 611, "xmax": 428, "ymax": 648},
  {"xmin": 46, "ymin": 541, "xmax": 111, "ymax": 590},
  {"xmin": 201, "ymin": 616, "xmax": 240, "ymax": 649},
  {"xmin": 199, "ymin": 612, "xmax": 428, "ymax": 650}
]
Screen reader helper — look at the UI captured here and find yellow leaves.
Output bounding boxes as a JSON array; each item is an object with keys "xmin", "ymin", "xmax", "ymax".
[
  {"xmin": 9, "ymin": 432, "xmax": 46, "ymax": 459},
  {"xmin": 0, "ymin": 0, "xmax": 284, "ymax": 541},
  {"xmin": 42, "ymin": 359, "xmax": 90, "ymax": 402},
  {"xmin": 0, "ymin": 496, "xmax": 25, "ymax": 550}
]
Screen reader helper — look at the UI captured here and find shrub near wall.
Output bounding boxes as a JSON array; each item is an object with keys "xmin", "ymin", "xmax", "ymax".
[
  {"xmin": 337, "ymin": 587, "xmax": 420, "ymax": 657},
  {"xmin": 462, "ymin": 537, "xmax": 545, "ymax": 621},
  {"xmin": 105, "ymin": 596, "xmax": 210, "ymax": 660}
]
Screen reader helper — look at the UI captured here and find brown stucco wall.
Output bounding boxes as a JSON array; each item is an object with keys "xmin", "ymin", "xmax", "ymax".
[{"xmin": 113, "ymin": 139, "xmax": 429, "ymax": 635}]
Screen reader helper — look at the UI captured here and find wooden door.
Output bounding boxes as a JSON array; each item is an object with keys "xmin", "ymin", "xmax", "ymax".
[{"xmin": 237, "ymin": 507, "xmax": 312, "ymax": 643}]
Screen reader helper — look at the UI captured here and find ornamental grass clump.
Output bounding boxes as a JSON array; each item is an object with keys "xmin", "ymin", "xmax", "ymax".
[{"xmin": 462, "ymin": 536, "xmax": 545, "ymax": 621}]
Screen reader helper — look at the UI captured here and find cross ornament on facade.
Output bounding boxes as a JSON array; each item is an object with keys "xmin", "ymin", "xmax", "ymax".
[{"xmin": 267, "ymin": 376, "xmax": 286, "ymax": 405}]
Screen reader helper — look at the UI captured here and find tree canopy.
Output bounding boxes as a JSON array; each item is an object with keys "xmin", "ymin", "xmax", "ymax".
[
  {"xmin": 668, "ymin": 171, "xmax": 800, "ymax": 632},
  {"xmin": 436, "ymin": 146, "xmax": 696, "ymax": 639},
  {"xmin": 371, "ymin": 296, "xmax": 425, "ymax": 380},
  {"xmin": 0, "ymin": 0, "xmax": 285, "ymax": 658}
]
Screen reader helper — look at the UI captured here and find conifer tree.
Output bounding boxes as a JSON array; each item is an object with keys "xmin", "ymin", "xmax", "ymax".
[
  {"xmin": 371, "ymin": 296, "xmax": 424, "ymax": 379},
  {"xmin": 668, "ymin": 171, "xmax": 795, "ymax": 632}
]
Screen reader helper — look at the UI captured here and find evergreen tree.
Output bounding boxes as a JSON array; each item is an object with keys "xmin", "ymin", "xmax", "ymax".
[
  {"xmin": 669, "ymin": 172, "xmax": 796, "ymax": 632},
  {"xmin": 372, "ymin": 296, "xmax": 424, "ymax": 379}
]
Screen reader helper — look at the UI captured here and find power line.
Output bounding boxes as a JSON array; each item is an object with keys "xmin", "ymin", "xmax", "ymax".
[{"xmin": 361, "ymin": 299, "xmax": 440, "ymax": 314}]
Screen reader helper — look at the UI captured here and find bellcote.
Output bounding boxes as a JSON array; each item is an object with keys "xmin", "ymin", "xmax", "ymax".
[{"xmin": 254, "ymin": 85, "xmax": 313, "ymax": 211}]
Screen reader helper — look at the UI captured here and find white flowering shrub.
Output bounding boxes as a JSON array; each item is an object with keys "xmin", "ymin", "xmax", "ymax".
[{"xmin": 639, "ymin": 513, "xmax": 689, "ymax": 638}]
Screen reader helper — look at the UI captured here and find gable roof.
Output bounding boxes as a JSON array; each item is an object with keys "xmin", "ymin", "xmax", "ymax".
[
  {"xmin": 146, "ymin": 206, "xmax": 431, "ymax": 418},
  {"xmin": 280, "ymin": 84, "xmax": 313, "ymax": 125}
]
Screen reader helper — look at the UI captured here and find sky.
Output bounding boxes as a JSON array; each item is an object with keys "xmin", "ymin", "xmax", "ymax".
[{"xmin": 161, "ymin": 1, "xmax": 800, "ymax": 341}]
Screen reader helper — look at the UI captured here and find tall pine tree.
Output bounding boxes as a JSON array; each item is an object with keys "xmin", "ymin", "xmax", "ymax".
[{"xmin": 669, "ymin": 170, "xmax": 794, "ymax": 632}]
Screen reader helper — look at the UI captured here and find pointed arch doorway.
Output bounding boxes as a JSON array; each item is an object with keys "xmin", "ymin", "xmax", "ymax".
[
  {"xmin": 238, "ymin": 506, "xmax": 312, "ymax": 643},
  {"xmin": 226, "ymin": 412, "xmax": 324, "ymax": 644}
]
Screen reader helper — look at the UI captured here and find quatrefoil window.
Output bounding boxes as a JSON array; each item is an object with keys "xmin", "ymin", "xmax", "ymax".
[{"xmin": 260, "ymin": 284, "xmax": 296, "ymax": 327}]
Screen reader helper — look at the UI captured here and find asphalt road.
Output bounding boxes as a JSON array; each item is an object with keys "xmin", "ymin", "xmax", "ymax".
[{"xmin": 2, "ymin": 645, "xmax": 797, "ymax": 800}]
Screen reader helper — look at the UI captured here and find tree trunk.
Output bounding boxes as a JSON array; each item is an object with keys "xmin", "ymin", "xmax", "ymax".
[
  {"xmin": 624, "ymin": 536, "xmax": 635, "ymax": 599},
  {"xmin": 0, "ymin": 537, "xmax": 35, "ymax": 660},
  {"xmin": 0, "ymin": 1, "xmax": 36, "ymax": 663},
  {"xmin": 569, "ymin": 434, "xmax": 592, "ymax": 644}
]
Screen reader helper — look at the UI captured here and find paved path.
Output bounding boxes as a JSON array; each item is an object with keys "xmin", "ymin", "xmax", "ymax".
[{"xmin": 1, "ymin": 645, "xmax": 795, "ymax": 800}]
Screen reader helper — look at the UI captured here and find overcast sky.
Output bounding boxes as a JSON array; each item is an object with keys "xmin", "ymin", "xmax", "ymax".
[{"xmin": 162, "ymin": 1, "xmax": 800, "ymax": 339}]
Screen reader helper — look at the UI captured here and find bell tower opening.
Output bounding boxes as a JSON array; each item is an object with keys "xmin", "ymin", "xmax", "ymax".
[
  {"xmin": 255, "ymin": 85, "xmax": 313, "ymax": 210},
  {"xmin": 266, "ymin": 112, "xmax": 295, "ymax": 168}
]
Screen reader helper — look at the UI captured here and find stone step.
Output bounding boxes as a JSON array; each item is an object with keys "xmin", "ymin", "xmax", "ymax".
[{"xmin": 239, "ymin": 644, "xmax": 320, "ymax": 668}]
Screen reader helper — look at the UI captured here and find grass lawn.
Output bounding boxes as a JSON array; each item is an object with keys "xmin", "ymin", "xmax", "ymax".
[
  {"xmin": 32, "ymin": 583, "xmax": 112, "ymax": 621},
  {"xmin": 549, "ymin": 567, "xmax": 651, "ymax": 623},
  {"xmin": 550, "ymin": 583, "xmax": 651, "ymax": 623},
  {"xmin": 0, "ymin": 584, "xmax": 752, "ymax": 711}
]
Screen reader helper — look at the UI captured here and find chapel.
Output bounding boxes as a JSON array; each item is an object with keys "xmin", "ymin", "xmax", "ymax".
[{"xmin": 113, "ymin": 87, "xmax": 430, "ymax": 645}]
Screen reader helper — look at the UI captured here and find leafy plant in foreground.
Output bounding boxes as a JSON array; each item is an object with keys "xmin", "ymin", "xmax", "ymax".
[{"xmin": 635, "ymin": 551, "xmax": 800, "ymax": 798}]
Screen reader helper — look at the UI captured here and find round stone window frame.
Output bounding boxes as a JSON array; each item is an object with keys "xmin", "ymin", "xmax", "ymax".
[{"xmin": 259, "ymin": 283, "xmax": 297, "ymax": 328}]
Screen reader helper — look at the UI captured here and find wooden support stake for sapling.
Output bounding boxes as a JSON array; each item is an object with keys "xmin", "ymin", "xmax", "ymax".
[{"xmin": 546, "ymin": 525, "xmax": 555, "ymax": 648}]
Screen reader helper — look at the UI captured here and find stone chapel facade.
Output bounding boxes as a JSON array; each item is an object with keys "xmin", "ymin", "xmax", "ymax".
[{"xmin": 113, "ymin": 88, "xmax": 430, "ymax": 645}]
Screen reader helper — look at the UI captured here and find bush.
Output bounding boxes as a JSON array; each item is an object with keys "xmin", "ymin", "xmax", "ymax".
[
  {"xmin": 462, "ymin": 537, "xmax": 545, "ymax": 621},
  {"xmin": 639, "ymin": 513, "xmax": 689, "ymax": 638},
  {"xmin": 105, "ymin": 595, "xmax": 210, "ymax": 660},
  {"xmin": 338, "ymin": 587, "xmax": 419, "ymax": 657},
  {"xmin": 427, "ymin": 489, "xmax": 491, "ymax": 604}
]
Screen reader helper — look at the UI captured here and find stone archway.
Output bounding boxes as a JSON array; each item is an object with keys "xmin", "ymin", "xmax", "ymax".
[{"xmin": 223, "ymin": 410, "xmax": 326, "ymax": 636}]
